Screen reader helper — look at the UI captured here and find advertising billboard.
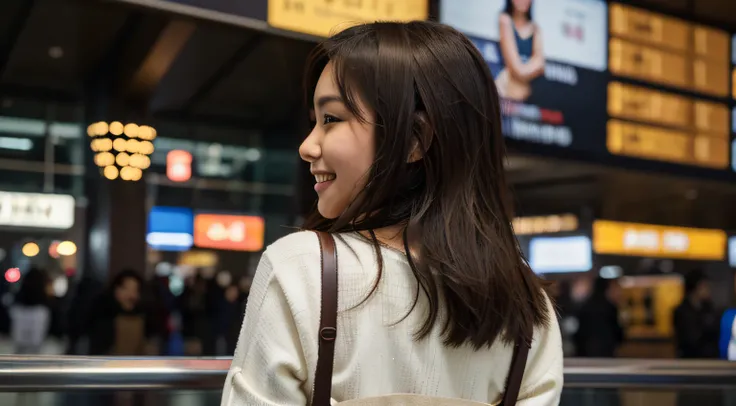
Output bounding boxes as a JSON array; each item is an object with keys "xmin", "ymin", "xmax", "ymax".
[{"xmin": 441, "ymin": 0, "xmax": 608, "ymax": 151}]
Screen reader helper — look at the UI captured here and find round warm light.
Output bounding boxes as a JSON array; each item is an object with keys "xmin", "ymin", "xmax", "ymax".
[
  {"xmin": 124, "ymin": 123, "xmax": 139, "ymax": 138},
  {"xmin": 56, "ymin": 241, "xmax": 77, "ymax": 256},
  {"xmin": 22, "ymin": 242, "xmax": 39, "ymax": 257},
  {"xmin": 120, "ymin": 166, "xmax": 133, "ymax": 181},
  {"xmin": 113, "ymin": 138, "xmax": 127, "ymax": 152},
  {"xmin": 88, "ymin": 121, "xmax": 108, "ymax": 136},
  {"xmin": 103, "ymin": 165, "xmax": 119, "ymax": 180},
  {"xmin": 98, "ymin": 138, "xmax": 112, "ymax": 152},
  {"xmin": 95, "ymin": 152, "xmax": 114, "ymax": 167},
  {"xmin": 138, "ymin": 125, "xmax": 156, "ymax": 141},
  {"xmin": 109, "ymin": 121, "xmax": 124, "ymax": 136},
  {"xmin": 140, "ymin": 155, "xmax": 151, "ymax": 169},
  {"xmin": 90, "ymin": 139, "xmax": 100, "ymax": 152},
  {"xmin": 116, "ymin": 152, "xmax": 130, "ymax": 166},
  {"xmin": 139, "ymin": 140, "xmax": 154, "ymax": 155},
  {"xmin": 96, "ymin": 122, "xmax": 109, "ymax": 136},
  {"xmin": 130, "ymin": 167, "xmax": 142, "ymax": 181},
  {"xmin": 129, "ymin": 153, "xmax": 142, "ymax": 168},
  {"xmin": 126, "ymin": 139, "xmax": 140, "ymax": 153}
]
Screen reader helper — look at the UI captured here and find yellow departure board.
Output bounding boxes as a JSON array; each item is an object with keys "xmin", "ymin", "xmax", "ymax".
[
  {"xmin": 608, "ymin": 82, "xmax": 729, "ymax": 135},
  {"xmin": 608, "ymin": 4, "xmax": 730, "ymax": 169},
  {"xmin": 607, "ymin": 119, "xmax": 728, "ymax": 168},
  {"xmin": 268, "ymin": 0, "xmax": 428, "ymax": 37},
  {"xmin": 609, "ymin": 4, "xmax": 729, "ymax": 98},
  {"xmin": 593, "ymin": 220, "xmax": 726, "ymax": 260}
]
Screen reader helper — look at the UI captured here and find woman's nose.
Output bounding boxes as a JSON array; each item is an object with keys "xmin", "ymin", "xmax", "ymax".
[{"xmin": 299, "ymin": 129, "xmax": 321, "ymax": 163}]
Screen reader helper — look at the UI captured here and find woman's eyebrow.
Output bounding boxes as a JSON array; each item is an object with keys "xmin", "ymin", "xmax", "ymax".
[{"xmin": 315, "ymin": 95, "xmax": 343, "ymax": 109}]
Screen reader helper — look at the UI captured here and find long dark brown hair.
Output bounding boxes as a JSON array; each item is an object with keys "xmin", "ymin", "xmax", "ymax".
[{"xmin": 303, "ymin": 21, "xmax": 549, "ymax": 349}]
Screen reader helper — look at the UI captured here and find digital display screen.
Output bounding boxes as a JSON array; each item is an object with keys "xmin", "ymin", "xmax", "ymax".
[
  {"xmin": 147, "ymin": 206, "xmax": 194, "ymax": 252},
  {"xmin": 528, "ymin": 235, "xmax": 592, "ymax": 274},
  {"xmin": 730, "ymin": 237, "xmax": 736, "ymax": 267},
  {"xmin": 440, "ymin": 0, "xmax": 608, "ymax": 152}
]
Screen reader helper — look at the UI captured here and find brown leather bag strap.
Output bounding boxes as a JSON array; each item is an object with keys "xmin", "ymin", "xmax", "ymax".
[
  {"xmin": 500, "ymin": 328, "xmax": 533, "ymax": 406},
  {"xmin": 312, "ymin": 232, "xmax": 338, "ymax": 406}
]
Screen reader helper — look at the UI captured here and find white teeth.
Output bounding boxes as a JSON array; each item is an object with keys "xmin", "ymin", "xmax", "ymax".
[{"xmin": 315, "ymin": 174, "xmax": 336, "ymax": 183}]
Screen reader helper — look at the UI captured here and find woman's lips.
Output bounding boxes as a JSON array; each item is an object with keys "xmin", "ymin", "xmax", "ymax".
[{"xmin": 314, "ymin": 179, "xmax": 334, "ymax": 193}]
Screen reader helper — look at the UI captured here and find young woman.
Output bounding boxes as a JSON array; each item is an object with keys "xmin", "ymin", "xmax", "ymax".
[
  {"xmin": 223, "ymin": 21, "xmax": 562, "ymax": 405},
  {"xmin": 495, "ymin": 0, "xmax": 545, "ymax": 101},
  {"xmin": 10, "ymin": 267, "xmax": 51, "ymax": 354}
]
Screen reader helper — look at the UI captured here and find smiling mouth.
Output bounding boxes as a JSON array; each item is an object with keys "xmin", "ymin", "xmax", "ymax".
[{"xmin": 315, "ymin": 173, "xmax": 336, "ymax": 183}]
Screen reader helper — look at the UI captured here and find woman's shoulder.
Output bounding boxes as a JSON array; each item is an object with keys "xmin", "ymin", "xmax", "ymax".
[
  {"xmin": 262, "ymin": 231, "xmax": 372, "ymax": 270},
  {"xmin": 264, "ymin": 230, "xmax": 321, "ymax": 260},
  {"xmin": 498, "ymin": 12, "xmax": 512, "ymax": 26}
]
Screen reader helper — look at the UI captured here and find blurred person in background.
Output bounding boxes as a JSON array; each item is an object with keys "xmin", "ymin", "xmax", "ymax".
[
  {"xmin": 218, "ymin": 284, "xmax": 244, "ymax": 355},
  {"xmin": 674, "ymin": 269, "xmax": 719, "ymax": 359},
  {"xmin": 87, "ymin": 269, "xmax": 155, "ymax": 355},
  {"xmin": 179, "ymin": 273, "xmax": 213, "ymax": 355},
  {"xmin": 65, "ymin": 276, "xmax": 104, "ymax": 355},
  {"xmin": 10, "ymin": 267, "xmax": 51, "ymax": 354},
  {"xmin": 575, "ymin": 277, "xmax": 623, "ymax": 357}
]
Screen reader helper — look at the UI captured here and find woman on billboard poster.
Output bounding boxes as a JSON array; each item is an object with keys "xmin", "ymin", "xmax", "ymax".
[{"xmin": 496, "ymin": 0, "xmax": 546, "ymax": 101}]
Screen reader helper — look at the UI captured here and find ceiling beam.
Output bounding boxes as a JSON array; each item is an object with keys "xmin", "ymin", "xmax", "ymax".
[
  {"xmin": 182, "ymin": 33, "xmax": 262, "ymax": 112},
  {"xmin": 0, "ymin": 0, "xmax": 36, "ymax": 78},
  {"xmin": 124, "ymin": 19, "xmax": 196, "ymax": 100}
]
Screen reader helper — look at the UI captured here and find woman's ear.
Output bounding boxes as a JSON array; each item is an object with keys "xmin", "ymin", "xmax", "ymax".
[{"xmin": 408, "ymin": 111, "xmax": 433, "ymax": 163}]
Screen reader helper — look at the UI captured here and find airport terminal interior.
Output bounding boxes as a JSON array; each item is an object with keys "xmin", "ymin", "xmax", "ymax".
[{"xmin": 2, "ymin": 0, "xmax": 736, "ymax": 404}]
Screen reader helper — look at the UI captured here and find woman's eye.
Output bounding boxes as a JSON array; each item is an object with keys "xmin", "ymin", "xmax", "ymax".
[{"xmin": 322, "ymin": 114, "xmax": 341, "ymax": 125}]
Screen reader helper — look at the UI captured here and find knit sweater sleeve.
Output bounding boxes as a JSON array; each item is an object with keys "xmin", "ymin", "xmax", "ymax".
[{"xmin": 221, "ymin": 249, "xmax": 311, "ymax": 406}]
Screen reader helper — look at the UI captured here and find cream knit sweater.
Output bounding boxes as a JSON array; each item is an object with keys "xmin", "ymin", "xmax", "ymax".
[{"xmin": 222, "ymin": 231, "xmax": 563, "ymax": 405}]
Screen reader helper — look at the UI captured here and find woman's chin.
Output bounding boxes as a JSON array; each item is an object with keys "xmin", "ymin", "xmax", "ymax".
[{"xmin": 317, "ymin": 200, "xmax": 340, "ymax": 220}]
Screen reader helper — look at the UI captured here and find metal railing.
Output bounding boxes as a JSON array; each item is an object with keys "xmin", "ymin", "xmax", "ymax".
[{"xmin": 1, "ymin": 356, "xmax": 736, "ymax": 392}]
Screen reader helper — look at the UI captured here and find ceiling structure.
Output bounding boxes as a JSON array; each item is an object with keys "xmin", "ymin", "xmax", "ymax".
[{"xmin": 0, "ymin": 0, "xmax": 735, "ymax": 228}]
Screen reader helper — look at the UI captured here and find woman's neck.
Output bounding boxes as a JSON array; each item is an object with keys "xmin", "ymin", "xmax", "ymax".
[
  {"xmin": 512, "ymin": 11, "xmax": 528, "ymax": 27},
  {"xmin": 359, "ymin": 225, "xmax": 406, "ymax": 253}
]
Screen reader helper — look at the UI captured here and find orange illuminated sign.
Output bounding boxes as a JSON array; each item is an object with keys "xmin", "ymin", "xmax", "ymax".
[
  {"xmin": 194, "ymin": 214, "xmax": 265, "ymax": 252},
  {"xmin": 593, "ymin": 220, "xmax": 726, "ymax": 260}
]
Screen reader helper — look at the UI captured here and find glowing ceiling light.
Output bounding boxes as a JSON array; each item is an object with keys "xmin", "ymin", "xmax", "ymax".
[
  {"xmin": 109, "ymin": 121, "xmax": 124, "ymax": 136},
  {"xmin": 103, "ymin": 165, "xmax": 119, "ymax": 180},
  {"xmin": 124, "ymin": 123, "xmax": 139, "ymax": 138},
  {"xmin": 116, "ymin": 152, "xmax": 130, "ymax": 167},
  {"xmin": 56, "ymin": 241, "xmax": 77, "ymax": 256},
  {"xmin": 126, "ymin": 139, "xmax": 140, "ymax": 153},
  {"xmin": 112, "ymin": 138, "xmax": 127, "ymax": 152}
]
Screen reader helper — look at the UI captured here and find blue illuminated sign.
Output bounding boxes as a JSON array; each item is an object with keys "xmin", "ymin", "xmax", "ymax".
[{"xmin": 147, "ymin": 206, "xmax": 194, "ymax": 251}]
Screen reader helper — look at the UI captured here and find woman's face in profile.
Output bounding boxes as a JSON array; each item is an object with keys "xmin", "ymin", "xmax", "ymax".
[
  {"xmin": 299, "ymin": 62, "xmax": 376, "ymax": 219},
  {"xmin": 512, "ymin": 0, "xmax": 531, "ymax": 14}
]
